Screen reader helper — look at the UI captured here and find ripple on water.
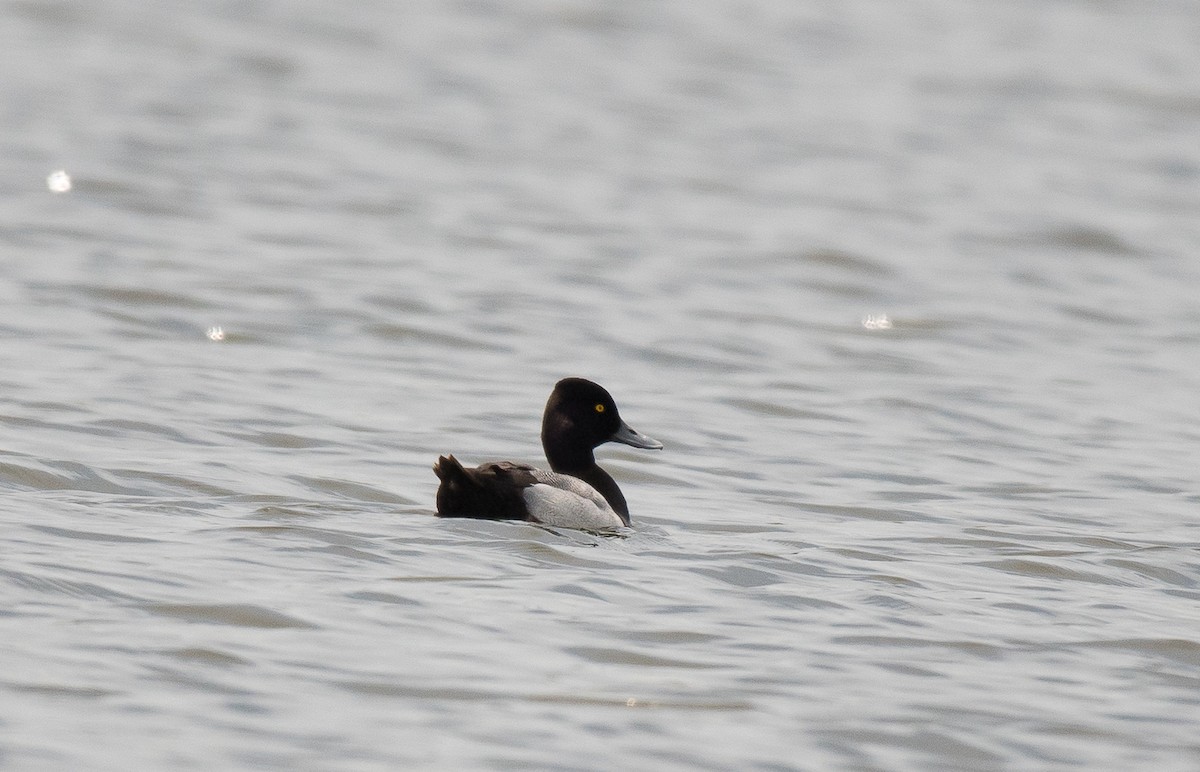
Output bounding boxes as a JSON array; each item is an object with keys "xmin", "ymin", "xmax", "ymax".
[
  {"xmin": 0, "ymin": 566, "xmax": 148, "ymax": 603},
  {"xmin": 564, "ymin": 646, "xmax": 719, "ymax": 669},
  {"xmin": 0, "ymin": 459, "xmax": 141, "ymax": 494},
  {"xmin": 1072, "ymin": 638, "xmax": 1200, "ymax": 667},
  {"xmin": 140, "ymin": 603, "xmax": 318, "ymax": 629},
  {"xmin": 5, "ymin": 682, "xmax": 120, "ymax": 699},
  {"xmin": 1102, "ymin": 558, "xmax": 1197, "ymax": 588},
  {"xmin": 26, "ymin": 524, "xmax": 163, "ymax": 545},
  {"xmin": 973, "ymin": 559, "xmax": 1130, "ymax": 585},
  {"xmin": 286, "ymin": 475, "xmax": 417, "ymax": 503},
  {"xmin": 163, "ymin": 647, "xmax": 253, "ymax": 667}
]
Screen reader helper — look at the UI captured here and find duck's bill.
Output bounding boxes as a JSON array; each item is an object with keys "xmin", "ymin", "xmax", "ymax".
[{"xmin": 611, "ymin": 419, "xmax": 664, "ymax": 450}]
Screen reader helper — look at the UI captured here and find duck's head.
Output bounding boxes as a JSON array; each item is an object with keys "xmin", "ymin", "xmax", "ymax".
[{"xmin": 541, "ymin": 377, "xmax": 662, "ymax": 471}]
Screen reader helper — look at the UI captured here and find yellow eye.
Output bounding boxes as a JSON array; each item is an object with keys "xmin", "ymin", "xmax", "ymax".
[{"xmin": 594, "ymin": 403, "xmax": 605, "ymax": 413}]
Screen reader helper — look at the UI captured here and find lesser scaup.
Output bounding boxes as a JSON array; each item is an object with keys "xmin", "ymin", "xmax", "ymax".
[{"xmin": 433, "ymin": 378, "xmax": 662, "ymax": 530}]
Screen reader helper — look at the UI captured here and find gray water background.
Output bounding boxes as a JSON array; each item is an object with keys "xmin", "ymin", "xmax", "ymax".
[{"xmin": 3, "ymin": 1, "xmax": 1200, "ymax": 769}]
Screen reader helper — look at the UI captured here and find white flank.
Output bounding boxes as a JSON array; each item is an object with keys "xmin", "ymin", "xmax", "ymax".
[{"xmin": 521, "ymin": 470, "xmax": 624, "ymax": 530}]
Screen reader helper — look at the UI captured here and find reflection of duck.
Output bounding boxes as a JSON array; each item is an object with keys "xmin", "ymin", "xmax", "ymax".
[{"xmin": 434, "ymin": 378, "xmax": 662, "ymax": 530}]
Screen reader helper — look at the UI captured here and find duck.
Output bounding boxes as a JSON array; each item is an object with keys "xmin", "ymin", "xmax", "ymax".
[{"xmin": 433, "ymin": 378, "xmax": 663, "ymax": 530}]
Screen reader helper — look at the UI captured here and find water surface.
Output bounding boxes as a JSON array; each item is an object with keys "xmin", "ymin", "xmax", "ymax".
[{"xmin": 3, "ymin": 1, "xmax": 1200, "ymax": 769}]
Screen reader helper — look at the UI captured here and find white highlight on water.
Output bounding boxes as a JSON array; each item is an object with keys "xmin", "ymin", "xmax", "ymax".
[
  {"xmin": 861, "ymin": 314, "xmax": 893, "ymax": 330},
  {"xmin": 47, "ymin": 170, "xmax": 71, "ymax": 193}
]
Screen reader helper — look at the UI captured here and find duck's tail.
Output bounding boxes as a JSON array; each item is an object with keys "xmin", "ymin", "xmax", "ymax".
[
  {"xmin": 432, "ymin": 454, "xmax": 464, "ymax": 483},
  {"xmin": 433, "ymin": 455, "xmax": 530, "ymax": 519}
]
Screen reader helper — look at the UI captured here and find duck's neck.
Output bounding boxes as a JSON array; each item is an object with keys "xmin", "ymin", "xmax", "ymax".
[
  {"xmin": 544, "ymin": 442, "xmax": 631, "ymax": 525},
  {"xmin": 572, "ymin": 464, "xmax": 630, "ymax": 525}
]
